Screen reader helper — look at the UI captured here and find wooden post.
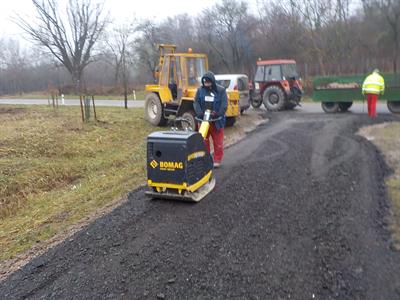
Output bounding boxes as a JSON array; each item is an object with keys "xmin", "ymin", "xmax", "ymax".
[
  {"xmin": 56, "ymin": 95, "xmax": 59, "ymax": 108},
  {"xmin": 52, "ymin": 94, "xmax": 55, "ymax": 108},
  {"xmin": 79, "ymin": 95, "xmax": 85, "ymax": 122},
  {"xmin": 92, "ymin": 95, "xmax": 97, "ymax": 121}
]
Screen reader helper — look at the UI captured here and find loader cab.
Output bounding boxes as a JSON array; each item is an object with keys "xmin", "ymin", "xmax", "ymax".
[
  {"xmin": 145, "ymin": 45, "xmax": 209, "ymax": 129},
  {"xmin": 155, "ymin": 48, "xmax": 208, "ymax": 103},
  {"xmin": 145, "ymin": 44, "xmax": 239, "ymax": 130}
]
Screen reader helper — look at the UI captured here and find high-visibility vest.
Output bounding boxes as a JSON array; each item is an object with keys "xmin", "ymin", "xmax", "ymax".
[{"xmin": 362, "ymin": 72, "xmax": 385, "ymax": 95}]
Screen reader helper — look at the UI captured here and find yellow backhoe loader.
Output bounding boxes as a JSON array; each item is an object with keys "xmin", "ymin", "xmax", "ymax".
[{"xmin": 144, "ymin": 44, "xmax": 239, "ymax": 130}]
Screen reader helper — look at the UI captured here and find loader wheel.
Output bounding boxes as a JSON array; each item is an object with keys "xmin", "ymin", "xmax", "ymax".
[
  {"xmin": 339, "ymin": 102, "xmax": 353, "ymax": 112},
  {"xmin": 181, "ymin": 111, "xmax": 196, "ymax": 131},
  {"xmin": 387, "ymin": 101, "xmax": 400, "ymax": 114},
  {"xmin": 263, "ymin": 85, "xmax": 286, "ymax": 111},
  {"xmin": 145, "ymin": 93, "xmax": 167, "ymax": 126},
  {"xmin": 225, "ymin": 117, "xmax": 236, "ymax": 127},
  {"xmin": 321, "ymin": 102, "xmax": 340, "ymax": 113}
]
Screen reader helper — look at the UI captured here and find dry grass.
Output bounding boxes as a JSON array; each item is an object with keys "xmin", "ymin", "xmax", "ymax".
[
  {"xmin": 359, "ymin": 122, "xmax": 400, "ymax": 248},
  {"xmin": 0, "ymin": 105, "xmax": 154, "ymax": 262}
]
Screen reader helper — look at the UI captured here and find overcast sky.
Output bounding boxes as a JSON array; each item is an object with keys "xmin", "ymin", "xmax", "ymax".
[{"xmin": 0, "ymin": 0, "xmax": 259, "ymax": 41}]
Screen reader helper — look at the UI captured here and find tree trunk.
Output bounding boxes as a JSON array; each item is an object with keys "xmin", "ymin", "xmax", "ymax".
[
  {"xmin": 124, "ymin": 84, "xmax": 128, "ymax": 109},
  {"xmin": 123, "ymin": 74, "xmax": 128, "ymax": 109},
  {"xmin": 72, "ymin": 70, "xmax": 82, "ymax": 96}
]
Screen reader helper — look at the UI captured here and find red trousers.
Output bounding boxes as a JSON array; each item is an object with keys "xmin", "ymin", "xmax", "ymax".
[
  {"xmin": 204, "ymin": 124, "xmax": 224, "ymax": 163},
  {"xmin": 366, "ymin": 94, "xmax": 378, "ymax": 118}
]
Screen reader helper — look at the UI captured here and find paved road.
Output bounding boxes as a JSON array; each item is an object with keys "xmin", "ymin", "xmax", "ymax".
[
  {"xmin": 0, "ymin": 99, "xmax": 145, "ymax": 108},
  {"xmin": 1, "ymin": 112, "xmax": 400, "ymax": 299},
  {"xmin": 0, "ymin": 98, "xmax": 394, "ymax": 115}
]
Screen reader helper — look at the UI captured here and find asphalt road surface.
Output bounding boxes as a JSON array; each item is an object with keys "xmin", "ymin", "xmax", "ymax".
[{"xmin": 1, "ymin": 112, "xmax": 400, "ymax": 299}]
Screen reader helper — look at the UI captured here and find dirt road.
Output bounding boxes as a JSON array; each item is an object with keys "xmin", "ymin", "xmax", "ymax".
[{"xmin": 1, "ymin": 112, "xmax": 400, "ymax": 299}]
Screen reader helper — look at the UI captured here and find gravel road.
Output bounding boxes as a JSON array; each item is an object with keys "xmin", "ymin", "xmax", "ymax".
[{"xmin": 1, "ymin": 112, "xmax": 400, "ymax": 299}]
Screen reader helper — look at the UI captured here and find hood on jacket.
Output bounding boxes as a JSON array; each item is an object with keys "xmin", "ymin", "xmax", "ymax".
[{"xmin": 201, "ymin": 71, "xmax": 217, "ymax": 90}]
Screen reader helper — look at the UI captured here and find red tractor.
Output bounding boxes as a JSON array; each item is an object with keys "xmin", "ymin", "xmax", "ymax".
[{"xmin": 250, "ymin": 59, "xmax": 303, "ymax": 111}]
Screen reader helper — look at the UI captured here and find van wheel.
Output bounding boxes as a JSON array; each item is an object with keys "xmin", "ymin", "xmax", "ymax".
[
  {"xmin": 225, "ymin": 117, "xmax": 236, "ymax": 127},
  {"xmin": 145, "ymin": 93, "xmax": 167, "ymax": 126}
]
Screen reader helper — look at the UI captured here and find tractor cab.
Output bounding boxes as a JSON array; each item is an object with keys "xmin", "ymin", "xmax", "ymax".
[
  {"xmin": 145, "ymin": 44, "xmax": 239, "ymax": 130},
  {"xmin": 251, "ymin": 59, "xmax": 303, "ymax": 111}
]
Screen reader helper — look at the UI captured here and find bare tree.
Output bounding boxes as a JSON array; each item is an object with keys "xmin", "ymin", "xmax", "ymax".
[
  {"xmin": 105, "ymin": 23, "xmax": 135, "ymax": 108},
  {"xmin": 15, "ymin": 0, "xmax": 108, "ymax": 93},
  {"xmin": 199, "ymin": 0, "xmax": 255, "ymax": 73},
  {"xmin": 364, "ymin": 0, "xmax": 400, "ymax": 72},
  {"xmin": 133, "ymin": 20, "xmax": 164, "ymax": 82}
]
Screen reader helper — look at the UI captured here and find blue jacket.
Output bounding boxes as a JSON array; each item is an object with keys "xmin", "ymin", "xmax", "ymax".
[{"xmin": 193, "ymin": 71, "xmax": 228, "ymax": 129}]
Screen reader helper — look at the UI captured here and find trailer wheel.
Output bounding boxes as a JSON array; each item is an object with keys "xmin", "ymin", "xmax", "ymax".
[
  {"xmin": 145, "ymin": 93, "xmax": 167, "ymax": 126},
  {"xmin": 387, "ymin": 101, "xmax": 400, "ymax": 114},
  {"xmin": 339, "ymin": 102, "xmax": 353, "ymax": 112},
  {"xmin": 321, "ymin": 102, "xmax": 340, "ymax": 113}
]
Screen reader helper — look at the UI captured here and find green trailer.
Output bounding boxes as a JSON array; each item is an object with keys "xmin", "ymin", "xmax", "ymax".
[{"xmin": 312, "ymin": 74, "xmax": 400, "ymax": 114}]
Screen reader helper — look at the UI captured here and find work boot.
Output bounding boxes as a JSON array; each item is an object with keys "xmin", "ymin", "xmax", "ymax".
[{"xmin": 213, "ymin": 162, "xmax": 221, "ymax": 168}]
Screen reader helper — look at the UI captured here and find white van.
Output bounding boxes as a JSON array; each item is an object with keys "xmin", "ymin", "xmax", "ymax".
[{"xmin": 215, "ymin": 74, "xmax": 251, "ymax": 114}]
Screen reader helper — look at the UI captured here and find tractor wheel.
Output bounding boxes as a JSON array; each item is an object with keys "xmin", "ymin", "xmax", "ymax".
[
  {"xmin": 263, "ymin": 85, "xmax": 286, "ymax": 111},
  {"xmin": 181, "ymin": 111, "xmax": 196, "ymax": 131},
  {"xmin": 339, "ymin": 102, "xmax": 353, "ymax": 112},
  {"xmin": 321, "ymin": 102, "xmax": 340, "ymax": 113},
  {"xmin": 225, "ymin": 117, "xmax": 236, "ymax": 127},
  {"xmin": 145, "ymin": 93, "xmax": 167, "ymax": 126},
  {"xmin": 387, "ymin": 101, "xmax": 400, "ymax": 114}
]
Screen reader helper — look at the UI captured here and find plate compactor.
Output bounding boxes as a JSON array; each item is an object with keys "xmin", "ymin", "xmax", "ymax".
[{"xmin": 145, "ymin": 109, "xmax": 218, "ymax": 202}]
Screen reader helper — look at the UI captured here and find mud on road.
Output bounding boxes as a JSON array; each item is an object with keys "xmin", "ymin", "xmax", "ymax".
[{"xmin": 1, "ymin": 112, "xmax": 400, "ymax": 299}]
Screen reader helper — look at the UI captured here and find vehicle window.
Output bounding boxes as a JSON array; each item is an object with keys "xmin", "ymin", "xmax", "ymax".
[
  {"xmin": 160, "ymin": 56, "xmax": 170, "ymax": 86},
  {"xmin": 216, "ymin": 80, "xmax": 231, "ymax": 89},
  {"xmin": 237, "ymin": 77, "xmax": 248, "ymax": 91},
  {"xmin": 282, "ymin": 64, "xmax": 299, "ymax": 79},
  {"xmin": 254, "ymin": 66, "xmax": 265, "ymax": 82},
  {"xmin": 265, "ymin": 65, "xmax": 281, "ymax": 81},
  {"xmin": 169, "ymin": 59, "xmax": 176, "ymax": 84},
  {"xmin": 187, "ymin": 57, "xmax": 206, "ymax": 86}
]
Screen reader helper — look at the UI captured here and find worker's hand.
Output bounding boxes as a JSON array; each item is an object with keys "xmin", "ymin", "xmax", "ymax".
[{"xmin": 211, "ymin": 111, "xmax": 218, "ymax": 118}]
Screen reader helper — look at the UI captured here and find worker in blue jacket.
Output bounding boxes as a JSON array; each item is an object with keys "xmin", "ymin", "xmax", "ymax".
[{"xmin": 194, "ymin": 71, "xmax": 228, "ymax": 168}]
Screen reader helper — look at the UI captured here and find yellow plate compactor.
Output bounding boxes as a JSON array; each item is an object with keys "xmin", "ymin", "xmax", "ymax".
[{"xmin": 145, "ymin": 109, "xmax": 217, "ymax": 202}]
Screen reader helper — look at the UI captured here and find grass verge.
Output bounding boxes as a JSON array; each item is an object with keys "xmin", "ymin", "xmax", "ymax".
[
  {"xmin": 0, "ymin": 105, "xmax": 154, "ymax": 262},
  {"xmin": 359, "ymin": 122, "xmax": 400, "ymax": 249}
]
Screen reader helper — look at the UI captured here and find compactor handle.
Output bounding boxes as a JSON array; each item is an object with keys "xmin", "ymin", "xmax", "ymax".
[{"xmin": 195, "ymin": 115, "xmax": 222, "ymax": 123}]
